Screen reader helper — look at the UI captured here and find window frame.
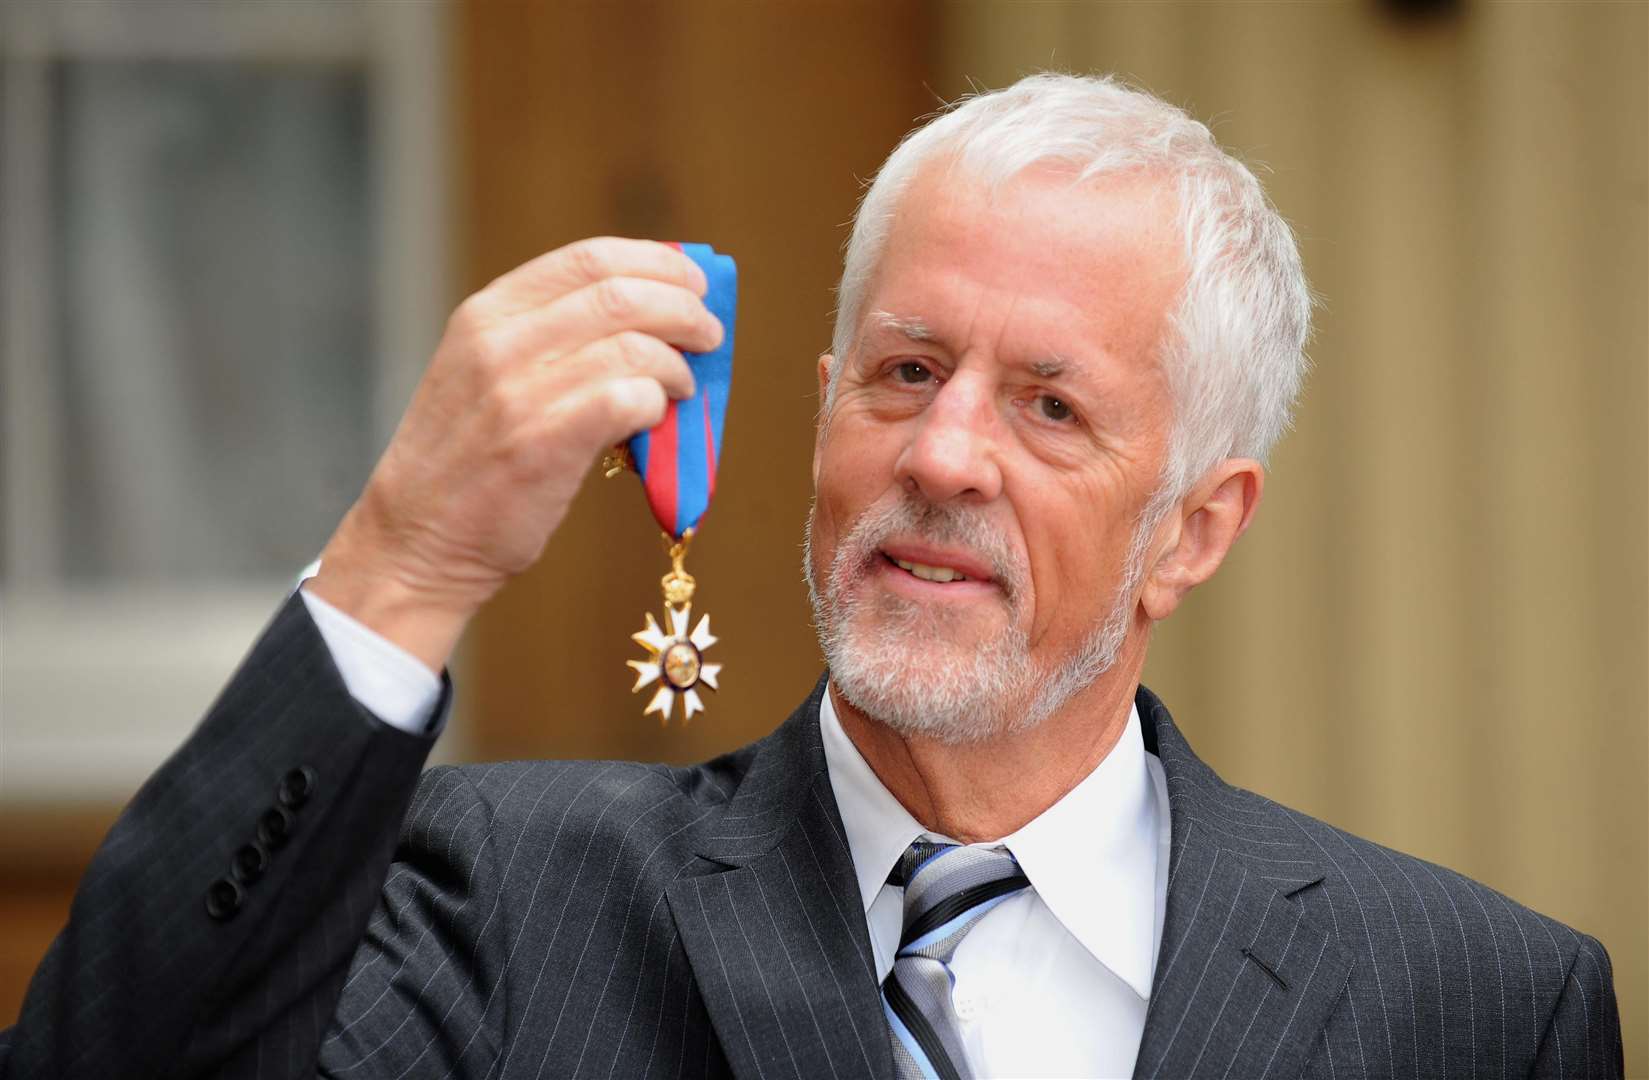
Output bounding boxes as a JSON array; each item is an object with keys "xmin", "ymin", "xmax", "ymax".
[{"xmin": 0, "ymin": 0, "xmax": 456, "ymax": 802}]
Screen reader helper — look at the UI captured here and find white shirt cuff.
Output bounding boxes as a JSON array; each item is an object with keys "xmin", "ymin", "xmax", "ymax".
[{"xmin": 298, "ymin": 586, "xmax": 445, "ymax": 735}]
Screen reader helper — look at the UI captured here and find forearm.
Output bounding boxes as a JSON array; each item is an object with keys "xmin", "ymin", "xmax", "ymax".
[
  {"xmin": 305, "ymin": 498, "xmax": 482, "ymax": 676},
  {"xmin": 3, "ymin": 595, "xmax": 439, "ymax": 1080}
]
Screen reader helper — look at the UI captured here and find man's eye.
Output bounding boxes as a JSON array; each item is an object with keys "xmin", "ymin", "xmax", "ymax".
[
  {"xmin": 893, "ymin": 362, "xmax": 932, "ymax": 384},
  {"xmin": 1038, "ymin": 395, "xmax": 1073, "ymax": 422}
]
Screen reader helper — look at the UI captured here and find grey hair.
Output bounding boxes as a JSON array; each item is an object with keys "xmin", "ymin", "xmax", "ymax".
[{"xmin": 829, "ymin": 72, "xmax": 1312, "ymax": 502}]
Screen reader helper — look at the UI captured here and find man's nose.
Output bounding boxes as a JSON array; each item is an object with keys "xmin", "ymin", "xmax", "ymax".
[{"xmin": 893, "ymin": 373, "xmax": 1004, "ymax": 504}]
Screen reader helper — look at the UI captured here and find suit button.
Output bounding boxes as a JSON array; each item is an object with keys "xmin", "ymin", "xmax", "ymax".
[
  {"xmin": 277, "ymin": 765, "xmax": 317, "ymax": 809},
  {"xmin": 257, "ymin": 805, "xmax": 294, "ymax": 849},
  {"xmin": 231, "ymin": 841, "xmax": 269, "ymax": 884},
  {"xmin": 205, "ymin": 877, "xmax": 244, "ymax": 921}
]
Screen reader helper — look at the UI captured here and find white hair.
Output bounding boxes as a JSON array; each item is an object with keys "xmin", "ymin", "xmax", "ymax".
[{"xmin": 830, "ymin": 72, "xmax": 1312, "ymax": 502}]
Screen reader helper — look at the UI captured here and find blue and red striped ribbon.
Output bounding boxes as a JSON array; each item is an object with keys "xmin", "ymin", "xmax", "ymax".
[{"xmin": 626, "ymin": 242, "xmax": 735, "ymax": 539}]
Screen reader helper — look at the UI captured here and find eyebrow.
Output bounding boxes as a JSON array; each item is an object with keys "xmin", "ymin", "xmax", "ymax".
[
  {"xmin": 863, "ymin": 311, "xmax": 938, "ymax": 345},
  {"xmin": 1030, "ymin": 351, "xmax": 1100, "ymax": 386},
  {"xmin": 863, "ymin": 311, "xmax": 1091, "ymax": 383}
]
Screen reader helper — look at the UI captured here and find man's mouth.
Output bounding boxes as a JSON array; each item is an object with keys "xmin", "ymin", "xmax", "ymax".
[
  {"xmin": 885, "ymin": 554, "xmax": 971, "ymax": 583},
  {"xmin": 875, "ymin": 543, "xmax": 997, "ymax": 589}
]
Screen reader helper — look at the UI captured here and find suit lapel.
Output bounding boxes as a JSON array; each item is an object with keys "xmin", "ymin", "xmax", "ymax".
[
  {"xmin": 1134, "ymin": 687, "xmax": 1354, "ymax": 1079},
  {"xmin": 666, "ymin": 681, "xmax": 1352, "ymax": 1079},
  {"xmin": 667, "ymin": 681, "xmax": 894, "ymax": 1080}
]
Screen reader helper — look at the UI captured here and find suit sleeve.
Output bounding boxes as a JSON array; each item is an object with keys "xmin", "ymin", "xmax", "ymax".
[
  {"xmin": 317, "ymin": 764, "xmax": 509, "ymax": 1078},
  {"xmin": 1529, "ymin": 931, "xmax": 1625, "ymax": 1079},
  {"xmin": 0, "ymin": 592, "xmax": 439, "ymax": 1080}
]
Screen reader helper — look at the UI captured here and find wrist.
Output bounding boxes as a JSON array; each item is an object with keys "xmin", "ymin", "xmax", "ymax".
[{"xmin": 308, "ymin": 511, "xmax": 484, "ymax": 675}]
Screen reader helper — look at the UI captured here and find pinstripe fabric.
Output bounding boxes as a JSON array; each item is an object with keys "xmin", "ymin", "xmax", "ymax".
[
  {"xmin": 1, "ymin": 594, "xmax": 435, "ymax": 1080},
  {"xmin": 0, "ymin": 596, "xmax": 1624, "ymax": 1079},
  {"xmin": 1133, "ymin": 690, "xmax": 1624, "ymax": 1079}
]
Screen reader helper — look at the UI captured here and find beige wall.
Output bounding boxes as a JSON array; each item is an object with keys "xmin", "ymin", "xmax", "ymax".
[{"xmin": 938, "ymin": 0, "xmax": 1647, "ymax": 1064}]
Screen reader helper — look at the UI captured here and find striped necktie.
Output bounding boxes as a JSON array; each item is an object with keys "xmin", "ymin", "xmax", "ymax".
[{"xmin": 881, "ymin": 841, "xmax": 1031, "ymax": 1080}]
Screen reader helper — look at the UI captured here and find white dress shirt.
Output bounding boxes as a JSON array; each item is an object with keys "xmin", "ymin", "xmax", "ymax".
[
  {"xmin": 299, "ymin": 587, "xmax": 444, "ymax": 734},
  {"xmin": 820, "ymin": 688, "xmax": 1170, "ymax": 1079},
  {"xmin": 299, "ymin": 587, "xmax": 1172, "ymax": 1077}
]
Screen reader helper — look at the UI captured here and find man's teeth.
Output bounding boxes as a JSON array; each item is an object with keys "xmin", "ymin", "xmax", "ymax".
[{"xmin": 892, "ymin": 558, "xmax": 967, "ymax": 583}]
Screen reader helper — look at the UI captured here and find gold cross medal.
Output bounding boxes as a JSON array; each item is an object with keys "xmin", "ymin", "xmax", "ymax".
[
  {"xmin": 624, "ymin": 530, "xmax": 720, "ymax": 723},
  {"xmin": 603, "ymin": 242, "xmax": 735, "ymax": 724}
]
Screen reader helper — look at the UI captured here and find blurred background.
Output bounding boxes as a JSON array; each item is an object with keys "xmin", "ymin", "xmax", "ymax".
[{"xmin": 1, "ymin": 0, "xmax": 1643, "ymax": 1064}]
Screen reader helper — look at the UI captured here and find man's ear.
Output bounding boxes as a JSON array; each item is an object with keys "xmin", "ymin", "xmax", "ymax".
[
  {"xmin": 1139, "ymin": 459, "xmax": 1264, "ymax": 622},
  {"xmin": 812, "ymin": 353, "xmax": 835, "ymax": 489}
]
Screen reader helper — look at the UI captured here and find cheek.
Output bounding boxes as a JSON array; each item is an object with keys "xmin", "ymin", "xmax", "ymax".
[
  {"xmin": 1020, "ymin": 480, "xmax": 1140, "ymax": 638},
  {"xmin": 806, "ymin": 504, "xmax": 836, "ymax": 586},
  {"xmin": 811, "ymin": 424, "xmax": 890, "ymax": 570},
  {"xmin": 816, "ymin": 416, "xmax": 901, "ymax": 508}
]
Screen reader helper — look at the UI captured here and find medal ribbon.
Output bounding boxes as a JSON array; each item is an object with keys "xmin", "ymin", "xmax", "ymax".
[{"xmin": 627, "ymin": 242, "xmax": 736, "ymax": 540}]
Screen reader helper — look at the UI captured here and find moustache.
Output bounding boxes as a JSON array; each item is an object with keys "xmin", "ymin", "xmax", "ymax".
[{"xmin": 835, "ymin": 494, "xmax": 1027, "ymax": 602}]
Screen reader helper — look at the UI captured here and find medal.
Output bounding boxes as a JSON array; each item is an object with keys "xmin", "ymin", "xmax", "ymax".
[
  {"xmin": 626, "ymin": 528, "xmax": 721, "ymax": 723},
  {"xmin": 605, "ymin": 242, "xmax": 735, "ymax": 724}
]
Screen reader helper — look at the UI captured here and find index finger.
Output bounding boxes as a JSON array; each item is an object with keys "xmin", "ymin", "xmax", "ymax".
[{"xmin": 479, "ymin": 238, "xmax": 709, "ymax": 318}]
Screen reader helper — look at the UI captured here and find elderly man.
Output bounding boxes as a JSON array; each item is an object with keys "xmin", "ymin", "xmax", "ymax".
[{"xmin": 2, "ymin": 74, "xmax": 1622, "ymax": 1079}]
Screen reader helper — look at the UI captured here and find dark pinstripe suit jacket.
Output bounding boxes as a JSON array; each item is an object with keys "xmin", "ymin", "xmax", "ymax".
[{"xmin": 1, "ymin": 595, "xmax": 1624, "ymax": 1078}]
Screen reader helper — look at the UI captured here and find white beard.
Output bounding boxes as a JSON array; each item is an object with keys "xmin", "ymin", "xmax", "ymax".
[{"xmin": 804, "ymin": 492, "xmax": 1152, "ymax": 746}]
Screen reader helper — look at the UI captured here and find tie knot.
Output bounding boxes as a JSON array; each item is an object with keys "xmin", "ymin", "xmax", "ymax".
[
  {"xmin": 888, "ymin": 840, "xmax": 955, "ymax": 888},
  {"xmin": 889, "ymin": 841, "xmax": 1029, "ymax": 961}
]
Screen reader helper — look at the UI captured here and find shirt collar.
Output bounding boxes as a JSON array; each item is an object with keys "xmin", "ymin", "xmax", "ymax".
[{"xmin": 818, "ymin": 684, "xmax": 1162, "ymax": 1000}]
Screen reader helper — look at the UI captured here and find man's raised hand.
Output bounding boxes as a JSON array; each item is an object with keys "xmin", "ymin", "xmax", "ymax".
[{"xmin": 307, "ymin": 238, "xmax": 722, "ymax": 673}]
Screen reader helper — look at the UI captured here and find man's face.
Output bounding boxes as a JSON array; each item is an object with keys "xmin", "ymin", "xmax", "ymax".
[{"xmin": 806, "ymin": 163, "xmax": 1185, "ymax": 742}]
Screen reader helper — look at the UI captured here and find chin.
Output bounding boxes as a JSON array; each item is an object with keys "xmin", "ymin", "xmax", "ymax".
[
  {"xmin": 825, "ymin": 616, "xmax": 1036, "ymax": 746},
  {"xmin": 818, "ymin": 594, "xmax": 1132, "ymax": 747},
  {"xmin": 803, "ymin": 495, "xmax": 1132, "ymax": 743}
]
